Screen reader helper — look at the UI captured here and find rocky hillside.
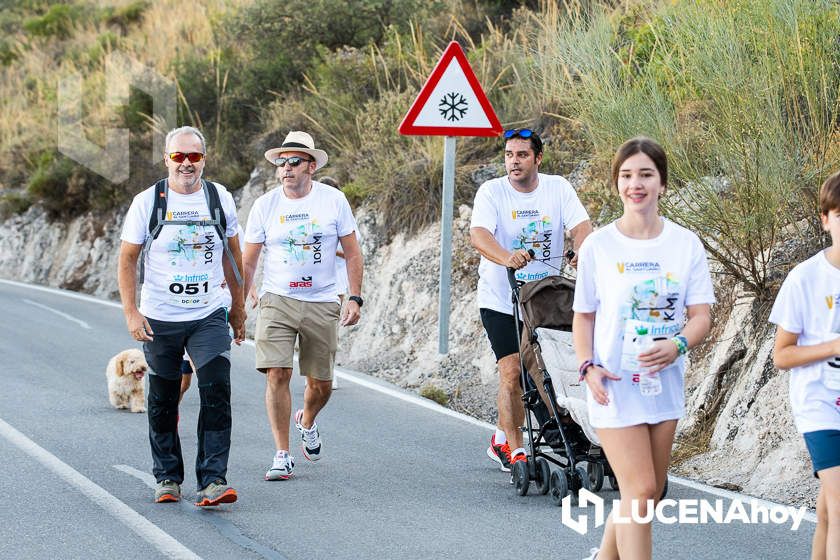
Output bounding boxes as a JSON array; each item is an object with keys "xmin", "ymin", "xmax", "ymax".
[{"xmin": 0, "ymin": 166, "xmax": 818, "ymax": 508}]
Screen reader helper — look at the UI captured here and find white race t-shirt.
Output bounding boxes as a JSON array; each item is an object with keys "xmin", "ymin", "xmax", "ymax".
[
  {"xmin": 573, "ymin": 219, "xmax": 715, "ymax": 428},
  {"xmin": 335, "ymin": 229, "xmax": 361, "ymax": 296},
  {"xmin": 769, "ymin": 250, "xmax": 840, "ymax": 433},
  {"xmin": 121, "ymin": 181, "xmax": 239, "ymax": 322},
  {"xmin": 220, "ymin": 224, "xmax": 245, "ymax": 309},
  {"xmin": 470, "ymin": 173, "xmax": 589, "ymax": 315},
  {"xmin": 245, "ymin": 182, "xmax": 357, "ymax": 303}
]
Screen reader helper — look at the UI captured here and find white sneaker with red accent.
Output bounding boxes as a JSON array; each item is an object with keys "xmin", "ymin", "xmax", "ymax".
[
  {"xmin": 265, "ymin": 450, "xmax": 294, "ymax": 480},
  {"xmin": 294, "ymin": 409, "xmax": 322, "ymax": 462}
]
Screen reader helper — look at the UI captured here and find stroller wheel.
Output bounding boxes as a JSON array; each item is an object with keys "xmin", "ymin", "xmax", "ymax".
[
  {"xmin": 587, "ymin": 462, "xmax": 604, "ymax": 493},
  {"xmin": 572, "ymin": 465, "xmax": 592, "ymax": 505},
  {"xmin": 608, "ymin": 474, "xmax": 619, "ymax": 491},
  {"xmin": 549, "ymin": 470, "xmax": 568, "ymax": 506},
  {"xmin": 512, "ymin": 459, "xmax": 530, "ymax": 496},
  {"xmin": 534, "ymin": 457, "xmax": 551, "ymax": 495}
]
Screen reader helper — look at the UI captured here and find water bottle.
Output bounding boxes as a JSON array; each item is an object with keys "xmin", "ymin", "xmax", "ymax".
[{"xmin": 635, "ymin": 327, "xmax": 661, "ymax": 396}]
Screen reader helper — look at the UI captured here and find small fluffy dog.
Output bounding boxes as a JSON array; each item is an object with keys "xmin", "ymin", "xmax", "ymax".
[{"xmin": 106, "ymin": 349, "xmax": 148, "ymax": 413}]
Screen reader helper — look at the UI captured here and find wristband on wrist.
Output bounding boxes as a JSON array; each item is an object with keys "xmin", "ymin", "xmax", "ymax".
[
  {"xmin": 578, "ymin": 359, "xmax": 596, "ymax": 382},
  {"xmin": 671, "ymin": 335, "xmax": 689, "ymax": 356}
]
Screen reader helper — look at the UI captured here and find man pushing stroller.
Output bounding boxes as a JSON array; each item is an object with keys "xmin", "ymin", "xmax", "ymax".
[{"xmin": 469, "ymin": 128, "xmax": 592, "ymax": 473}]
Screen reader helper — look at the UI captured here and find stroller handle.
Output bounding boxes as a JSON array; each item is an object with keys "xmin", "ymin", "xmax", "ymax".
[
  {"xmin": 507, "ymin": 249, "xmax": 575, "ymax": 290},
  {"xmin": 506, "ymin": 266, "xmax": 519, "ymax": 291}
]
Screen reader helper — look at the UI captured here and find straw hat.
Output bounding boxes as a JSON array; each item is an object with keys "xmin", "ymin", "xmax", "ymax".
[{"xmin": 264, "ymin": 131, "xmax": 328, "ymax": 170}]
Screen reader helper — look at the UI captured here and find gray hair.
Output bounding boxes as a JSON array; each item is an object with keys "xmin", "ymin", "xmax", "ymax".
[{"xmin": 165, "ymin": 126, "xmax": 206, "ymax": 153}]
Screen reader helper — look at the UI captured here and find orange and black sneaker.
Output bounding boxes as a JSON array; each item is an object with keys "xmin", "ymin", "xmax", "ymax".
[
  {"xmin": 154, "ymin": 480, "xmax": 181, "ymax": 503},
  {"xmin": 195, "ymin": 480, "xmax": 237, "ymax": 507},
  {"xmin": 509, "ymin": 451, "xmax": 528, "ymax": 485},
  {"xmin": 486, "ymin": 435, "xmax": 513, "ymax": 473}
]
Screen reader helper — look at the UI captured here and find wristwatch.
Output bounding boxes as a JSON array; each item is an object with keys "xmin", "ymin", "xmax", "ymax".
[{"xmin": 348, "ymin": 295, "xmax": 363, "ymax": 307}]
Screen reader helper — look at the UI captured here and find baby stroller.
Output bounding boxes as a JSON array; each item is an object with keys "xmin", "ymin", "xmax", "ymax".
[{"xmin": 506, "ymin": 265, "xmax": 617, "ymax": 505}]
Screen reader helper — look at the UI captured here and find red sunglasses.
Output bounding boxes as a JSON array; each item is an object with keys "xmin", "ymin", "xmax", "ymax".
[{"xmin": 168, "ymin": 152, "xmax": 205, "ymax": 163}]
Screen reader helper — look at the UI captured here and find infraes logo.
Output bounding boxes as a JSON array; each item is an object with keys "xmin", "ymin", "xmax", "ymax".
[{"xmin": 560, "ymin": 489, "xmax": 808, "ymax": 536}]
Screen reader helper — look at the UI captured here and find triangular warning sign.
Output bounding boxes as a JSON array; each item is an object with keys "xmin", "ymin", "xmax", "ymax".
[{"xmin": 399, "ymin": 41, "xmax": 503, "ymax": 137}]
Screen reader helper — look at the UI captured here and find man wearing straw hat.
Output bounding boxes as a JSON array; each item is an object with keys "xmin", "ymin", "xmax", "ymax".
[{"xmin": 243, "ymin": 131, "xmax": 364, "ymax": 481}]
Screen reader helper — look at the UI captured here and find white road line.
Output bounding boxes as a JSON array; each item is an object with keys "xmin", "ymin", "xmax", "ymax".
[
  {"xmin": 0, "ymin": 418, "xmax": 202, "ymax": 560},
  {"xmin": 23, "ymin": 298, "xmax": 91, "ymax": 329},
  {"xmin": 0, "ymin": 280, "xmax": 817, "ymax": 517},
  {"xmin": 114, "ymin": 464, "xmax": 158, "ymax": 487},
  {"xmin": 0, "ymin": 279, "xmax": 121, "ymax": 308}
]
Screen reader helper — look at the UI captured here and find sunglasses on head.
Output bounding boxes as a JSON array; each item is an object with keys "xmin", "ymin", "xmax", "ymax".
[
  {"xmin": 274, "ymin": 156, "xmax": 313, "ymax": 167},
  {"xmin": 503, "ymin": 128, "xmax": 534, "ymax": 139},
  {"xmin": 168, "ymin": 152, "xmax": 205, "ymax": 163}
]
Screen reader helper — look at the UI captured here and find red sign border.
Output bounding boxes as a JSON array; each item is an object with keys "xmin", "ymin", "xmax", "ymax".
[{"xmin": 399, "ymin": 41, "xmax": 503, "ymax": 137}]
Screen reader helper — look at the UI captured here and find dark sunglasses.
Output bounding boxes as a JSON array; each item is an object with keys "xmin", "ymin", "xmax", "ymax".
[
  {"xmin": 168, "ymin": 152, "xmax": 205, "ymax": 163},
  {"xmin": 503, "ymin": 128, "xmax": 534, "ymax": 139},
  {"xmin": 274, "ymin": 156, "xmax": 313, "ymax": 167}
]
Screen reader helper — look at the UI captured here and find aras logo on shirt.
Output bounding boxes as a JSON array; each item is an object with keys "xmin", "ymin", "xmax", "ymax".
[
  {"xmin": 511, "ymin": 209, "xmax": 540, "ymax": 220},
  {"xmin": 289, "ymin": 276, "xmax": 313, "ymax": 289},
  {"xmin": 280, "ymin": 212, "xmax": 310, "ymax": 224},
  {"xmin": 617, "ymin": 261, "xmax": 661, "ymax": 274}
]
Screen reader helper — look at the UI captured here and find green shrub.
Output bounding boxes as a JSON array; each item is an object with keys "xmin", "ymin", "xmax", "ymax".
[
  {"xmin": 26, "ymin": 151, "xmax": 87, "ymax": 218},
  {"xmin": 0, "ymin": 38, "xmax": 17, "ymax": 66},
  {"xmin": 419, "ymin": 383, "xmax": 449, "ymax": 406},
  {"xmin": 23, "ymin": 4, "xmax": 84, "ymax": 39},
  {"xmin": 101, "ymin": 1, "xmax": 148, "ymax": 29},
  {"xmin": 531, "ymin": 0, "xmax": 840, "ymax": 298},
  {"xmin": 0, "ymin": 192, "xmax": 31, "ymax": 220}
]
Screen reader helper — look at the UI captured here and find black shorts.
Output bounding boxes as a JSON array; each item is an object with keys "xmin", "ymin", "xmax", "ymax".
[
  {"xmin": 479, "ymin": 308, "xmax": 523, "ymax": 362},
  {"xmin": 143, "ymin": 307, "xmax": 230, "ymax": 380}
]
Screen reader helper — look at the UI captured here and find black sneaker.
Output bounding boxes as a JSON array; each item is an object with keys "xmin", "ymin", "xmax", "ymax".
[{"xmin": 486, "ymin": 435, "xmax": 512, "ymax": 473}]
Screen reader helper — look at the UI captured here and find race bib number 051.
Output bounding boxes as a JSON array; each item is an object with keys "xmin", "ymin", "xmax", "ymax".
[{"xmin": 168, "ymin": 273, "xmax": 213, "ymax": 308}]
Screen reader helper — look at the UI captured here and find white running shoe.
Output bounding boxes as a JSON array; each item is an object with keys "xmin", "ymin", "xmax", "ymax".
[
  {"xmin": 294, "ymin": 409, "xmax": 322, "ymax": 462},
  {"xmin": 265, "ymin": 450, "xmax": 294, "ymax": 480}
]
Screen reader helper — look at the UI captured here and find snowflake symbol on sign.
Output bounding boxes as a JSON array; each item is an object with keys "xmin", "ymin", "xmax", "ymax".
[{"xmin": 439, "ymin": 92, "xmax": 468, "ymax": 122}]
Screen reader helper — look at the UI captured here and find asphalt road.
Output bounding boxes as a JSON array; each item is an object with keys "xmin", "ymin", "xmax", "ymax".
[{"xmin": 0, "ymin": 280, "xmax": 815, "ymax": 559}]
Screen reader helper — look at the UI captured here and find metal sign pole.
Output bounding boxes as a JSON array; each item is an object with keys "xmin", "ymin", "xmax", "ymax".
[{"xmin": 438, "ymin": 135, "xmax": 456, "ymax": 354}]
